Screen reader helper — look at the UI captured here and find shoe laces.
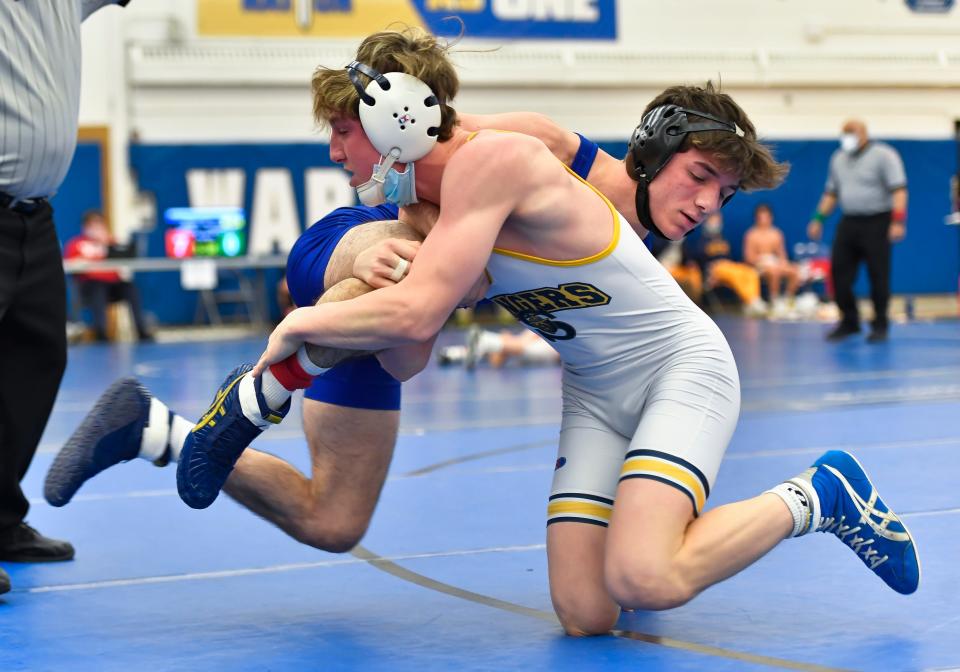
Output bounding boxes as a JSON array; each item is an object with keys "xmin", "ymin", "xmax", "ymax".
[{"xmin": 818, "ymin": 514, "xmax": 888, "ymax": 569}]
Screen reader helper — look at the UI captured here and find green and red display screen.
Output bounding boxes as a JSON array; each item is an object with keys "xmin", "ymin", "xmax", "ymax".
[{"xmin": 164, "ymin": 207, "xmax": 247, "ymax": 258}]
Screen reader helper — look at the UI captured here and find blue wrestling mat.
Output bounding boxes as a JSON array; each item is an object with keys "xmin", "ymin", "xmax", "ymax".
[{"xmin": 1, "ymin": 317, "xmax": 958, "ymax": 671}]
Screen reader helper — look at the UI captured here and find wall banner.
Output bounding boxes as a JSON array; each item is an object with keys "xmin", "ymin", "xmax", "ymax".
[{"xmin": 198, "ymin": 0, "xmax": 617, "ymax": 40}]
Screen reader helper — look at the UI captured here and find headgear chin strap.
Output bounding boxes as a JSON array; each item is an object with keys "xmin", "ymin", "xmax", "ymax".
[
  {"xmin": 629, "ymin": 105, "xmax": 745, "ymax": 239},
  {"xmin": 346, "ymin": 60, "xmax": 441, "ymax": 163},
  {"xmin": 633, "ymin": 181, "xmax": 665, "ymax": 240}
]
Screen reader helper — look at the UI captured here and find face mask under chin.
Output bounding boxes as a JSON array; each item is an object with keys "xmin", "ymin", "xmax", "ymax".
[{"xmin": 356, "ymin": 159, "xmax": 418, "ymax": 207}]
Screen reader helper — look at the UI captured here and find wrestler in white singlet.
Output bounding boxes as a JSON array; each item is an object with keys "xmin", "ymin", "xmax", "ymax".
[{"xmin": 484, "ymin": 170, "xmax": 740, "ymax": 527}]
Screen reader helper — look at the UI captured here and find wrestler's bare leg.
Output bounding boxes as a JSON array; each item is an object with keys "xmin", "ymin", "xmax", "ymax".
[
  {"xmin": 547, "ymin": 482, "xmax": 793, "ymax": 636},
  {"xmin": 223, "ymin": 401, "xmax": 399, "ymax": 552},
  {"xmin": 221, "ymin": 221, "xmax": 422, "ymax": 550},
  {"xmin": 47, "ymin": 219, "xmax": 423, "ymax": 549}
]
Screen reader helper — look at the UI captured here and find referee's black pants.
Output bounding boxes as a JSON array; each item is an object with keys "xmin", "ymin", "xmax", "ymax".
[
  {"xmin": 830, "ymin": 212, "xmax": 892, "ymax": 333},
  {"xmin": 0, "ymin": 202, "xmax": 67, "ymax": 530}
]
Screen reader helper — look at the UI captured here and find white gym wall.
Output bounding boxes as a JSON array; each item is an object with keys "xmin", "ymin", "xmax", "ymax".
[{"xmin": 76, "ymin": 0, "xmax": 960, "ymax": 236}]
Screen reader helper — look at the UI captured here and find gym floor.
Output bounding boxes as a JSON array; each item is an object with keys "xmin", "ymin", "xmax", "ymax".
[{"xmin": 1, "ymin": 317, "xmax": 958, "ymax": 671}]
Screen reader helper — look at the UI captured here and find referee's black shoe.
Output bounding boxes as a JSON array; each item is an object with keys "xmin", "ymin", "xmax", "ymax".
[
  {"xmin": 0, "ymin": 567, "xmax": 9, "ymax": 594},
  {"xmin": 826, "ymin": 324, "xmax": 861, "ymax": 341},
  {"xmin": 0, "ymin": 523, "xmax": 74, "ymax": 563}
]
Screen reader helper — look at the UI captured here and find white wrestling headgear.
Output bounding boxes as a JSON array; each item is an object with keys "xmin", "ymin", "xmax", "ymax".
[{"xmin": 346, "ymin": 61, "xmax": 442, "ymax": 206}]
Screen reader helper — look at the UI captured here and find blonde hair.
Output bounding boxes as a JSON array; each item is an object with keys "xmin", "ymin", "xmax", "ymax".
[
  {"xmin": 312, "ymin": 27, "xmax": 459, "ymax": 141},
  {"xmin": 628, "ymin": 81, "xmax": 789, "ymax": 191}
]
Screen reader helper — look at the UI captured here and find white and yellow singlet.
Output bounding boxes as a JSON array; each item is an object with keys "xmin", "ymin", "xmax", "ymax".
[{"xmin": 484, "ymin": 169, "xmax": 740, "ymax": 526}]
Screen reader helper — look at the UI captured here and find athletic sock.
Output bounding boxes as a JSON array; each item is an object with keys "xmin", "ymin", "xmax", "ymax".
[
  {"xmin": 138, "ymin": 398, "xmax": 191, "ymax": 465},
  {"xmin": 264, "ymin": 345, "xmax": 331, "ymax": 408},
  {"xmin": 167, "ymin": 415, "xmax": 191, "ymax": 463},
  {"xmin": 258, "ymin": 369, "xmax": 293, "ymax": 411},
  {"xmin": 766, "ymin": 466, "xmax": 822, "ymax": 537}
]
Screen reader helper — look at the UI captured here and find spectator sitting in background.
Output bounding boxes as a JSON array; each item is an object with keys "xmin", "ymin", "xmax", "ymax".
[
  {"xmin": 63, "ymin": 210, "xmax": 152, "ymax": 343},
  {"xmin": 685, "ymin": 212, "xmax": 766, "ymax": 317},
  {"xmin": 743, "ymin": 203, "xmax": 800, "ymax": 319}
]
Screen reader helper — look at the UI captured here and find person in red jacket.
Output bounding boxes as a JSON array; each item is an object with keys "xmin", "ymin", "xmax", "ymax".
[{"xmin": 64, "ymin": 210, "xmax": 152, "ymax": 342}]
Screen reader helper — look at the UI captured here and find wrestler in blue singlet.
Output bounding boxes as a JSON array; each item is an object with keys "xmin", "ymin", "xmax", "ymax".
[
  {"xmin": 285, "ymin": 203, "xmax": 401, "ymax": 410},
  {"xmin": 284, "ymin": 133, "xmax": 600, "ymax": 411}
]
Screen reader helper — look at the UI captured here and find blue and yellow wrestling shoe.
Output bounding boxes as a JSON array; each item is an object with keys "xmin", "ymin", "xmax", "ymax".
[
  {"xmin": 44, "ymin": 378, "xmax": 150, "ymax": 507},
  {"xmin": 176, "ymin": 364, "xmax": 289, "ymax": 509},
  {"xmin": 803, "ymin": 450, "xmax": 920, "ymax": 595}
]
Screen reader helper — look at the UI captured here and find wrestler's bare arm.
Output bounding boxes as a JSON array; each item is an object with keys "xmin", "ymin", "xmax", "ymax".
[
  {"xmin": 460, "ymin": 111, "xmax": 643, "ymax": 239},
  {"xmin": 314, "ymin": 202, "xmax": 485, "ymax": 381},
  {"xmin": 324, "ymin": 220, "xmax": 423, "ymax": 289},
  {"xmin": 314, "ymin": 206, "xmax": 436, "ymax": 380},
  {"xmin": 458, "ymin": 112, "xmax": 579, "ymax": 166},
  {"xmin": 252, "ymin": 136, "xmax": 531, "ymax": 375}
]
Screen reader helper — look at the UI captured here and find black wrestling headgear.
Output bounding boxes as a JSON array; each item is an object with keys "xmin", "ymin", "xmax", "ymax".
[{"xmin": 628, "ymin": 105, "xmax": 744, "ymax": 239}]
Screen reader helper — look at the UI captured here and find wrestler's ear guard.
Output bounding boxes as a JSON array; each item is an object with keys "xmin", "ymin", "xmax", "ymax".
[{"xmin": 346, "ymin": 60, "xmax": 441, "ymax": 163}]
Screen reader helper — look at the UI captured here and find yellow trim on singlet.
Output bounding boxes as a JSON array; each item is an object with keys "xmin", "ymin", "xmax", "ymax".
[
  {"xmin": 465, "ymin": 129, "xmax": 516, "ymax": 141},
  {"xmin": 547, "ymin": 500, "xmax": 613, "ymax": 522},
  {"xmin": 465, "ymin": 130, "xmax": 620, "ymax": 268},
  {"xmin": 620, "ymin": 457, "xmax": 707, "ymax": 514}
]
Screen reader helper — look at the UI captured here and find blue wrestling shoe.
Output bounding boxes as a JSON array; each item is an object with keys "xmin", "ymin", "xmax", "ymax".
[
  {"xmin": 176, "ymin": 364, "xmax": 290, "ymax": 509},
  {"xmin": 804, "ymin": 450, "xmax": 920, "ymax": 595},
  {"xmin": 44, "ymin": 378, "xmax": 150, "ymax": 507}
]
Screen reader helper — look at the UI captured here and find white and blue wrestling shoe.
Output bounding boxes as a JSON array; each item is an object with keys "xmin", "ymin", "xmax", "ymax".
[
  {"xmin": 177, "ymin": 364, "xmax": 289, "ymax": 509},
  {"xmin": 44, "ymin": 378, "xmax": 150, "ymax": 507},
  {"xmin": 805, "ymin": 450, "xmax": 920, "ymax": 595}
]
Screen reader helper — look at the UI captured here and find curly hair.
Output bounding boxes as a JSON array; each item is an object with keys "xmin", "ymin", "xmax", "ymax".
[{"xmin": 311, "ymin": 26, "xmax": 460, "ymax": 141}]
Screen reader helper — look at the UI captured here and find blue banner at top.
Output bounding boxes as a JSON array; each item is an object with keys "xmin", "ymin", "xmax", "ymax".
[
  {"xmin": 243, "ymin": 0, "xmax": 352, "ymax": 9},
  {"xmin": 905, "ymin": 0, "xmax": 954, "ymax": 11},
  {"xmin": 412, "ymin": 0, "xmax": 617, "ymax": 40}
]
